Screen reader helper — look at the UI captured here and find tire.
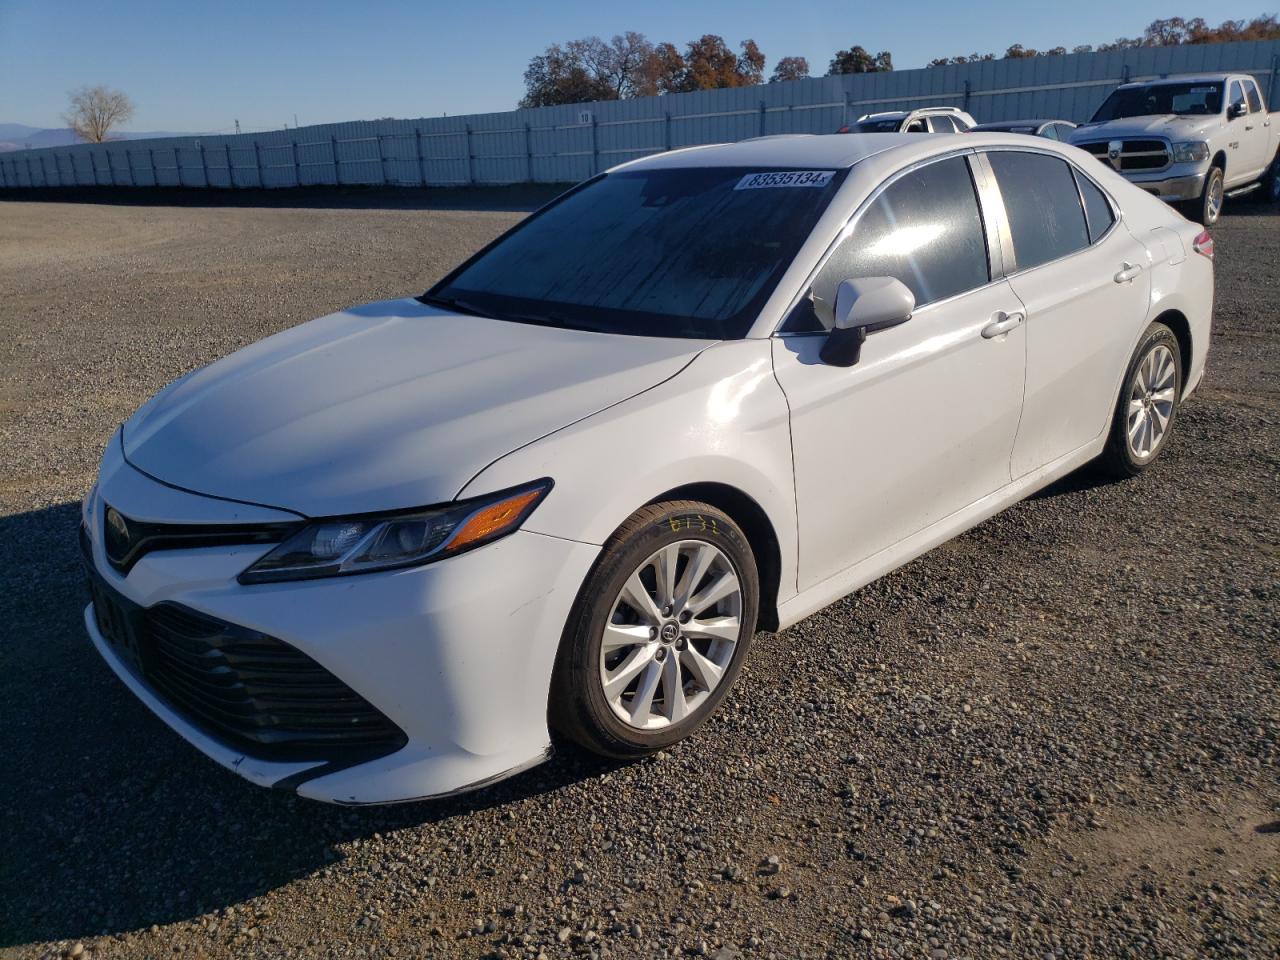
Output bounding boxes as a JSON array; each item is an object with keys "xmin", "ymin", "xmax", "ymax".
[
  {"xmin": 1096, "ymin": 322, "xmax": 1183, "ymax": 479},
  {"xmin": 1183, "ymin": 165, "xmax": 1224, "ymax": 226},
  {"xmin": 549, "ymin": 501, "xmax": 759, "ymax": 758},
  {"xmin": 1251, "ymin": 151, "xmax": 1280, "ymax": 206}
]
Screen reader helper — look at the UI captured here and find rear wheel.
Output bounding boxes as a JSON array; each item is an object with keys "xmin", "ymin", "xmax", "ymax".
[
  {"xmin": 1183, "ymin": 165, "xmax": 1224, "ymax": 226},
  {"xmin": 1097, "ymin": 322, "xmax": 1182, "ymax": 479},
  {"xmin": 1252, "ymin": 151, "xmax": 1280, "ymax": 205},
  {"xmin": 550, "ymin": 501, "xmax": 758, "ymax": 758}
]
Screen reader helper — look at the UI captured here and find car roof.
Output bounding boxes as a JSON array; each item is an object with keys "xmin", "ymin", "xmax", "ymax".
[
  {"xmin": 859, "ymin": 107, "xmax": 963, "ymax": 120},
  {"xmin": 616, "ymin": 133, "xmax": 924, "ymax": 171},
  {"xmin": 970, "ymin": 119, "xmax": 1072, "ymax": 131},
  {"xmin": 615, "ymin": 130, "xmax": 1088, "ymax": 175}
]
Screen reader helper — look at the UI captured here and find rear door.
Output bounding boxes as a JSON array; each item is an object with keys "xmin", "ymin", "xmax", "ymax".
[
  {"xmin": 983, "ymin": 149, "xmax": 1153, "ymax": 478},
  {"xmin": 1239, "ymin": 79, "xmax": 1273, "ymax": 179}
]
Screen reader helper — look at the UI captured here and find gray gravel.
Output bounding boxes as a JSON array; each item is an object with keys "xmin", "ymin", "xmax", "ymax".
[{"xmin": 0, "ymin": 188, "xmax": 1276, "ymax": 960}]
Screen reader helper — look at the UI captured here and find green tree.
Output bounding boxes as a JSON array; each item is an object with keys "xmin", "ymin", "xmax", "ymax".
[
  {"xmin": 828, "ymin": 45, "xmax": 893, "ymax": 74},
  {"xmin": 770, "ymin": 56, "xmax": 810, "ymax": 82}
]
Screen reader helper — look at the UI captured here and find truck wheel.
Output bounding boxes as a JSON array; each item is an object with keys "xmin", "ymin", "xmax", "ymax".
[
  {"xmin": 1184, "ymin": 165, "xmax": 1224, "ymax": 226},
  {"xmin": 1253, "ymin": 152, "xmax": 1280, "ymax": 205}
]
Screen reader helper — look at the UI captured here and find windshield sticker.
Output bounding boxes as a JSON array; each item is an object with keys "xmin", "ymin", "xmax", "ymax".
[
  {"xmin": 1190, "ymin": 87, "xmax": 1217, "ymax": 93},
  {"xmin": 734, "ymin": 170, "xmax": 835, "ymax": 190}
]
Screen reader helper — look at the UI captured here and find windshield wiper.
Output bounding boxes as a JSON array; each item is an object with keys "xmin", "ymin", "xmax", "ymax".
[
  {"xmin": 420, "ymin": 293, "xmax": 611, "ymax": 334},
  {"xmin": 418, "ymin": 293, "xmax": 494, "ymax": 318},
  {"xmin": 501, "ymin": 310, "xmax": 613, "ymax": 335}
]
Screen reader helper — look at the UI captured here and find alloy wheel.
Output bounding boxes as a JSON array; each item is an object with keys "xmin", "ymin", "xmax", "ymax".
[
  {"xmin": 1126, "ymin": 344, "xmax": 1177, "ymax": 460},
  {"xmin": 1206, "ymin": 175, "xmax": 1224, "ymax": 223},
  {"xmin": 599, "ymin": 539, "xmax": 743, "ymax": 730}
]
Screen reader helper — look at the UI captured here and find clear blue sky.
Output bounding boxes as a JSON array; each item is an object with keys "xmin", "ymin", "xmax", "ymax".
[{"xmin": 0, "ymin": 0, "xmax": 1268, "ymax": 131}]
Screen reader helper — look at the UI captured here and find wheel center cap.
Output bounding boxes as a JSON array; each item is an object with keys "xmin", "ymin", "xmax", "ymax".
[{"xmin": 659, "ymin": 621, "xmax": 680, "ymax": 643}]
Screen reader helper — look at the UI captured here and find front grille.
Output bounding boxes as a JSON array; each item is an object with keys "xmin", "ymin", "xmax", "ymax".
[
  {"xmin": 1079, "ymin": 139, "xmax": 1171, "ymax": 172},
  {"xmin": 101, "ymin": 502, "xmax": 298, "ymax": 574},
  {"xmin": 86, "ymin": 572, "xmax": 407, "ymax": 763}
]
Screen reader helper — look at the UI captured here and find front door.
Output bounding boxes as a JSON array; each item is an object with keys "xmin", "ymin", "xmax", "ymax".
[{"xmin": 771, "ymin": 154, "xmax": 1027, "ymax": 591}]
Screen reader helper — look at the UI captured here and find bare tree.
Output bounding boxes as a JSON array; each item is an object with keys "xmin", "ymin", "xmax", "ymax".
[{"xmin": 64, "ymin": 85, "xmax": 134, "ymax": 143}]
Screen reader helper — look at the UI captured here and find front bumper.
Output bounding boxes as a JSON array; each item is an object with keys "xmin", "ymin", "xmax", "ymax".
[
  {"xmin": 82, "ymin": 456, "xmax": 598, "ymax": 804},
  {"xmin": 1116, "ymin": 166, "xmax": 1207, "ymax": 202}
]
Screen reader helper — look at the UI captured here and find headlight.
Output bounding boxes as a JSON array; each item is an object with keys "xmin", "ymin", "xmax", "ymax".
[
  {"xmin": 238, "ymin": 479, "xmax": 552, "ymax": 584},
  {"xmin": 1172, "ymin": 141, "xmax": 1209, "ymax": 163}
]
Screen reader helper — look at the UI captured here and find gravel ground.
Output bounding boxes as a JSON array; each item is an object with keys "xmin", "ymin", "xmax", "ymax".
[{"xmin": 0, "ymin": 188, "xmax": 1276, "ymax": 960}]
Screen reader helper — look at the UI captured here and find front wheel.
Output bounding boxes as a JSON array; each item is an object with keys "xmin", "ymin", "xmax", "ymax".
[
  {"xmin": 1183, "ymin": 165, "xmax": 1224, "ymax": 226},
  {"xmin": 1096, "ymin": 322, "xmax": 1183, "ymax": 479},
  {"xmin": 550, "ymin": 501, "xmax": 759, "ymax": 758}
]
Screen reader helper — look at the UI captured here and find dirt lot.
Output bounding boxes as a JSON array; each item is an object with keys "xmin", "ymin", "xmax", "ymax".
[{"xmin": 0, "ymin": 188, "xmax": 1276, "ymax": 960}]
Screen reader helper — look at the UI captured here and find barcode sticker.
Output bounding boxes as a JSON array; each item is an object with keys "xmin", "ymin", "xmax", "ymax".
[{"xmin": 734, "ymin": 170, "xmax": 835, "ymax": 190}]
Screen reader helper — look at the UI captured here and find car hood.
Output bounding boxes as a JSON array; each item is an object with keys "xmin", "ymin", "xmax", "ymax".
[
  {"xmin": 1072, "ymin": 115, "xmax": 1219, "ymax": 142},
  {"xmin": 123, "ymin": 298, "xmax": 710, "ymax": 517}
]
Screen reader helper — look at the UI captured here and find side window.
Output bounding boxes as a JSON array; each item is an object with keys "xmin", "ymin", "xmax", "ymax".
[
  {"xmin": 802, "ymin": 156, "xmax": 990, "ymax": 328},
  {"xmin": 988, "ymin": 152, "xmax": 1089, "ymax": 271},
  {"xmin": 1073, "ymin": 169, "xmax": 1116, "ymax": 243},
  {"xmin": 1040, "ymin": 124, "xmax": 1060, "ymax": 140},
  {"xmin": 905, "ymin": 118, "xmax": 927, "ymax": 133},
  {"xmin": 1229, "ymin": 81, "xmax": 1246, "ymax": 115},
  {"xmin": 930, "ymin": 115, "xmax": 957, "ymax": 133},
  {"xmin": 1245, "ymin": 79, "xmax": 1264, "ymax": 113}
]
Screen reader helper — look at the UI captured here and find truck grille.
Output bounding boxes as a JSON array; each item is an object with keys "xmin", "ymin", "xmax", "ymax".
[
  {"xmin": 85, "ymin": 564, "xmax": 407, "ymax": 763},
  {"xmin": 1078, "ymin": 139, "xmax": 1171, "ymax": 173}
]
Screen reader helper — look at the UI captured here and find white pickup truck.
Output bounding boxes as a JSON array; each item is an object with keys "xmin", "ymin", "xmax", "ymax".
[{"xmin": 1071, "ymin": 73, "xmax": 1280, "ymax": 225}]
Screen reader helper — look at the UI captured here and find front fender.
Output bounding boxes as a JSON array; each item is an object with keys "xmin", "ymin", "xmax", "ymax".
[{"xmin": 458, "ymin": 339, "xmax": 800, "ymax": 605}]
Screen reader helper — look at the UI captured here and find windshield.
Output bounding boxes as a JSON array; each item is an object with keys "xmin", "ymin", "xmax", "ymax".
[
  {"xmin": 426, "ymin": 167, "xmax": 846, "ymax": 339},
  {"xmin": 852, "ymin": 118, "xmax": 904, "ymax": 132},
  {"xmin": 1090, "ymin": 82, "xmax": 1223, "ymax": 121}
]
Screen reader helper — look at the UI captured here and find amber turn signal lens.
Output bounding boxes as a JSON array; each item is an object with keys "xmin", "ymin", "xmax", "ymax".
[{"xmin": 447, "ymin": 488, "xmax": 545, "ymax": 552}]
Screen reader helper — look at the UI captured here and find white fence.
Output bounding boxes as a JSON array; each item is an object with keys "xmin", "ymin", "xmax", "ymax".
[{"xmin": 3, "ymin": 38, "xmax": 1278, "ymax": 190}]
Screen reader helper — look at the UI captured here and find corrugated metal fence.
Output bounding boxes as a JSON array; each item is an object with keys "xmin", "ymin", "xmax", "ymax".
[{"xmin": 3, "ymin": 38, "xmax": 1278, "ymax": 190}]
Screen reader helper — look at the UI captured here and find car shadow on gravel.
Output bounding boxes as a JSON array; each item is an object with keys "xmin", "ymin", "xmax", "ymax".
[
  {"xmin": 0, "ymin": 184, "xmax": 570, "ymax": 212},
  {"xmin": 0, "ymin": 501, "xmax": 622, "ymax": 947},
  {"xmin": 1027, "ymin": 463, "xmax": 1126, "ymax": 500}
]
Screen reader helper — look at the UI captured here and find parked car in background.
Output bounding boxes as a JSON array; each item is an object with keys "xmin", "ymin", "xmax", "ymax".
[
  {"xmin": 969, "ymin": 118, "xmax": 1077, "ymax": 140},
  {"xmin": 1071, "ymin": 73, "xmax": 1280, "ymax": 225},
  {"xmin": 837, "ymin": 107, "xmax": 975, "ymax": 134},
  {"xmin": 82, "ymin": 132, "xmax": 1213, "ymax": 804}
]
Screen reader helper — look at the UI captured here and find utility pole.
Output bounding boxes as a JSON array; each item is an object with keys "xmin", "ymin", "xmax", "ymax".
[{"xmin": 294, "ymin": 113, "xmax": 299, "ymax": 129}]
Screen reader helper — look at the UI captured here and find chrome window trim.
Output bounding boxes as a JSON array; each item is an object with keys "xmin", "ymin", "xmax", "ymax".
[
  {"xmin": 770, "ymin": 147, "xmax": 1003, "ymax": 336},
  {"xmin": 974, "ymin": 145, "xmax": 1121, "ymax": 280},
  {"xmin": 969, "ymin": 152, "xmax": 1015, "ymax": 277}
]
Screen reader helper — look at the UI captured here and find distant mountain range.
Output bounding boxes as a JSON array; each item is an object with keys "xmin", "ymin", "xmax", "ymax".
[{"xmin": 0, "ymin": 123, "xmax": 210, "ymax": 152}]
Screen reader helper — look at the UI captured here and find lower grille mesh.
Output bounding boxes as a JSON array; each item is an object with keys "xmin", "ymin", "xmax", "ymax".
[{"xmin": 90, "ymin": 578, "xmax": 406, "ymax": 762}]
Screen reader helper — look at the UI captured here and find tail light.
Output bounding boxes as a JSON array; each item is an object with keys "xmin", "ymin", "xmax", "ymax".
[{"xmin": 1191, "ymin": 230, "xmax": 1214, "ymax": 259}]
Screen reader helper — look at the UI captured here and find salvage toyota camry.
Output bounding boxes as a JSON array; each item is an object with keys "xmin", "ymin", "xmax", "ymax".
[{"xmin": 82, "ymin": 133, "xmax": 1214, "ymax": 803}]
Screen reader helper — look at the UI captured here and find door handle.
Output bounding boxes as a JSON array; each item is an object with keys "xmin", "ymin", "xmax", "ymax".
[
  {"xmin": 1114, "ymin": 261, "xmax": 1143, "ymax": 283},
  {"xmin": 981, "ymin": 310, "xmax": 1024, "ymax": 339}
]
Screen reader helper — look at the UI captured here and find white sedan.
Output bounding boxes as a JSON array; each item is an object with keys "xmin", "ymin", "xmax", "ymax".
[{"xmin": 81, "ymin": 133, "xmax": 1214, "ymax": 804}]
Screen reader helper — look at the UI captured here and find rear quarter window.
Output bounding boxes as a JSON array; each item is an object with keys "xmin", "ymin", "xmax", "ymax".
[
  {"xmin": 988, "ymin": 151, "xmax": 1090, "ymax": 271},
  {"xmin": 1073, "ymin": 170, "xmax": 1116, "ymax": 244}
]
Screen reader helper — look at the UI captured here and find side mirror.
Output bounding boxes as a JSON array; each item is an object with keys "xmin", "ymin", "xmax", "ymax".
[
  {"xmin": 819, "ymin": 277, "xmax": 916, "ymax": 367},
  {"xmin": 1228, "ymin": 102, "xmax": 1247, "ymax": 120}
]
